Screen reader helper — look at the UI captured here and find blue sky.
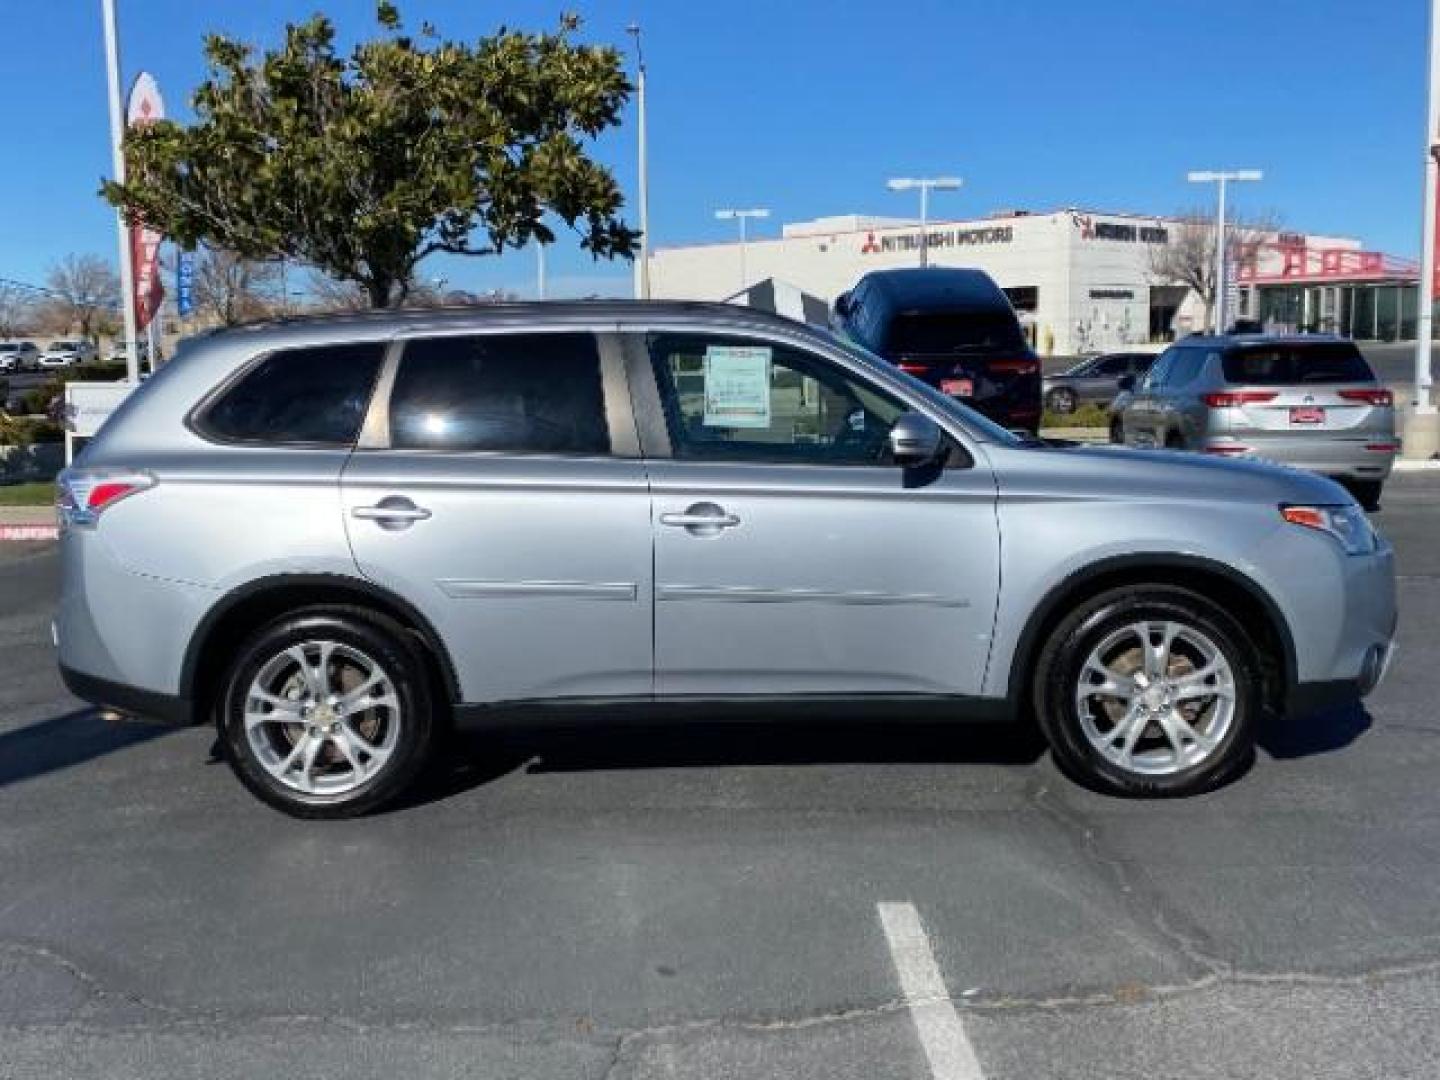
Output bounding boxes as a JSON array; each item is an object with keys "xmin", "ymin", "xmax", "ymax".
[{"xmin": 1, "ymin": 0, "xmax": 1430, "ymax": 298}]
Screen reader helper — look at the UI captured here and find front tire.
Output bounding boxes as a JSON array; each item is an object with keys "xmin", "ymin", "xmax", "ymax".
[
  {"xmin": 219, "ymin": 607, "xmax": 436, "ymax": 818},
  {"xmin": 1032, "ymin": 586, "xmax": 1261, "ymax": 796}
]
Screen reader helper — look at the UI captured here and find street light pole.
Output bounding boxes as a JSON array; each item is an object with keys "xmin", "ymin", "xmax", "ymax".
[
  {"xmin": 100, "ymin": 0, "xmax": 139, "ymax": 384},
  {"xmin": 627, "ymin": 24, "xmax": 651, "ymax": 300},
  {"xmin": 1187, "ymin": 169, "xmax": 1262, "ymax": 333},
  {"xmin": 1409, "ymin": 0, "xmax": 1440, "ymax": 462},
  {"xmin": 886, "ymin": 176, "xmax": 962, "ymax": 268},
  {"xmin": 714, "ymin": 208, "xmax": 770, "ymax": 292}
]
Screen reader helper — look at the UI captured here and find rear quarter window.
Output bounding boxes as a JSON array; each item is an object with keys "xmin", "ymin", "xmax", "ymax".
[
  {"xmin": 196, "ymin": 342, "xmax": 386, "ymax": 445},
  {"xmin": 1222, "ymin": 343, "xmax": 1374, "ymax": 385}
]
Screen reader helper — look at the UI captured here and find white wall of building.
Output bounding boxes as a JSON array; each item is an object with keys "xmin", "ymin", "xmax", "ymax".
[{"xmin": 649, "ymin": 209, "xmax": 1363, "ymax": 355}]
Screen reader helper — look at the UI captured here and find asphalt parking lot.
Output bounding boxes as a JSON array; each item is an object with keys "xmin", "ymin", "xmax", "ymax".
[{"xmin": 1, "ymin": 474, "xmax": 1439, "ymax": 1080}]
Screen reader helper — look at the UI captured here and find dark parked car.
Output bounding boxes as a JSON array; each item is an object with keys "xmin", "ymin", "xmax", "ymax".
[
  {"xmin": 833, "ymin": 268, "xmax": 1041, "ymax": 432},
  {"xmin": 1043, "ymin": 350, "xmax": 1160, "ymax": 414}
]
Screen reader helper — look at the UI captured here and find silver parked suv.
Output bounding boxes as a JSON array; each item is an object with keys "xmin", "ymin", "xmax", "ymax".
[
  {"xmin": 1116, "ymin": 335, "xmax": 1397, "ymax": 509},
  {"xmin": 56, "ymin": 304, "xmax": 1397, "ymax": 816}
]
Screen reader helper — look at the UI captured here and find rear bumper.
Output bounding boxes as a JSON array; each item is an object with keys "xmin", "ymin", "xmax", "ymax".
[
  {"xmin": 1202, "ymin": 434, "xmax": 1397, "ymax": 481},
  {"xmin": 60, "ymin": 664, "xmax": 192, "ymax": 724}
]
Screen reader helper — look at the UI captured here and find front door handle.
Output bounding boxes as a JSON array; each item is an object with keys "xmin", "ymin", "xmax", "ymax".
[
  {"xmin": 660, "ymin": 501, "xmax": 741, "ymax": 535},
  {"xmin": 353, "ymin": 496, "xmax": 432, "ymax": 530}
]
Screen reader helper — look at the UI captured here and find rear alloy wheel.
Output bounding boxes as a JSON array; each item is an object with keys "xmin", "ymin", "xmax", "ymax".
[
  {"xmin": 1046, "ymin": 387, "xmax": 1078, "ymax": 414},
  {"xmin": 1033, "ymin": 586, "xmax": 1261, "ymax": 796},
  {"xmin": 220, "ymin": 608, "xmax": 435, "ymax": 818}
]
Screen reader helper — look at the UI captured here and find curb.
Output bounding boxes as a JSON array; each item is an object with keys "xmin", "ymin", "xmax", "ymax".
[{"xmin": 1392, "ymin": 459, "xmax": 1440, "ymax": 472}]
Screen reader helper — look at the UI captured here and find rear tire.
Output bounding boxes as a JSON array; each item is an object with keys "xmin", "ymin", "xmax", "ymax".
[
  {"xmin": 1348, "ymin": 480, "xmax": 1383, "ymax": 512},
  {"xmin": 1109, "ymin": 419, "xmax": 1124, "ymax": 445},
  {"xmin": 1032, "ymin": 585, "xmax": 1261, "ymax": 797},
  {"xmin": 218, "ymin": 606, "xmax": 436, "ymax": 818}
]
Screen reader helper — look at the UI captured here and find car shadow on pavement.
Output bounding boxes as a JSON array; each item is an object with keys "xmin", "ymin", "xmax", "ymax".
[
  {"xmin": 0, "ymin": 708, "xmax": 178, "ymax": 789},
  {"xmin": 1257, "ymin": 702, "xmax": 1373, "ymax": 760},
  {"xmin": 400, "ymin": 719, "xmax": 1049, "ymax": 809}
]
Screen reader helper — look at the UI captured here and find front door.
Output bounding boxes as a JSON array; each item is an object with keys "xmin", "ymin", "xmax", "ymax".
[
  {"xmin": 342, "ymin": 330, "xmax": 653, "ymax": 705},
  {"xmin": 633, "ymin": 330, "xmax": 1001, "ymax": 699}
]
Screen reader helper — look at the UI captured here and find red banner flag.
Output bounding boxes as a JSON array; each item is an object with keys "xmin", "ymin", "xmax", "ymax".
[{"xmin": 126, "ymin": 73, "xmax": 165, "ymax": 332}]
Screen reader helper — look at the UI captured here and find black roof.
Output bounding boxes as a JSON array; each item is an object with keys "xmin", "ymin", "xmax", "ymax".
[{"xmin": 860, "ymin": 268, "xmax": 1009, "ymax": 311}]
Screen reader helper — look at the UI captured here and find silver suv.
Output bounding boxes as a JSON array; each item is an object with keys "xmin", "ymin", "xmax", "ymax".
[
  {"xmin": 56, "ymin": 304, "xmax": 1397, "ymax": 816},
  {"xmin": 1116, "ymin": 335, "xmax": 1397, "ymax": 509}
]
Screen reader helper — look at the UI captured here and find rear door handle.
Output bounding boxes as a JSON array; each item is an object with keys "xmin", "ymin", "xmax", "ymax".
[{"xmin": 353, "ymin": 496, "xmax": 432, "ymax": 529}]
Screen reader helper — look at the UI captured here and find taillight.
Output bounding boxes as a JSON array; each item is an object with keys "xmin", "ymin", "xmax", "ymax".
[
  {"xmin": 1204, "ymin": 445, "xmax": 1251, "ymax": 456},
  {"xmin": 57, "ymin": 469, "xmax": 155, "ymax": 528},
  {"xmin": 896, "ymin": 362, "xmax": 929, "ymax": 376},
  {"xmin": 988, "ymin": 359, "xmax": 1040, "ymax": 375},
  {"xmin": 1338, "ymin": 388, "xmax": 1393, "ymax": 407},
  {"xmin": 1202, "ymin": 391, "xmax": 1277, "ymax": 408}
]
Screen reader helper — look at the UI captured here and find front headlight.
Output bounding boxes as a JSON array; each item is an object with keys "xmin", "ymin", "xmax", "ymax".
[{"xmin": 1281, "ymin": 504, "xmax": 1377, "ymax": 555}]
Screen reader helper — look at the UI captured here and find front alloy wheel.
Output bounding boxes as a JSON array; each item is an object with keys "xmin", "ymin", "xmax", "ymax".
[
  {"xmin": 1034, "ymin": 586, "xmax": 1260, "ymax": 796},
  {"xmin": 1073, "ymin": 621, "xmax": 1236, "ymax": 777}
]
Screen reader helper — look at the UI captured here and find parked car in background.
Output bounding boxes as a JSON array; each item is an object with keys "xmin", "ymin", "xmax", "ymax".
[
  {"xmin": 39, "ymin": 339, "xmax": 98, "ymax": 368},
  {"xmin": 0, "ymin": 341, "xmax": 41, "ymax": 373},
  {"xmin": 108, "ymin": 340, "xmax": 150, "ymax": 365},
  {"xmin": 58, "ymin": 303, "xmax": 1395, "ymax": 816},
  {"xmin": 833, "ymin": 268, "xmax": 1042, "ymax": 432},
  {"xmin": 1043, "ymin": 348, "xmax": 1162, "ymax": 414},
  {"xmin": 1114, "ymin": 334, "xmax": 1397, "ymax": 509}
]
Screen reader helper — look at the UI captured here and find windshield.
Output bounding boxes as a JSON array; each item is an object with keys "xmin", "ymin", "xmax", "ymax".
[
  {"xmin": 0, "ymin": 345, "xmax": 18, "ymax": 352},
  {"xmin": 825, "ymin": 329, "xmax": 1023, "ymax": 445},
  {"xmin": 1222, "ymin": 342, "xmax": 1373, "ymax": 385},
  {"xmin": 48, "ymin": 341, "xmax": 78, "ymax": 351},
  {"xmin": 884, "ymin": 310, "xmax": 1026, "ymax": 354}
]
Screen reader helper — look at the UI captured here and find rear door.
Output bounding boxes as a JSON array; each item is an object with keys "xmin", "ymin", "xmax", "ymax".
[
  {"xmin": 341, "ymin": 330, "xmax": 653, "ymax": 705},
  {"xmin": 632, "ymin": 329, "xmax": 1001, "ymax": 698}
]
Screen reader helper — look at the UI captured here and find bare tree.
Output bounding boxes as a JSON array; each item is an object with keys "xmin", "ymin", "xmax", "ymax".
[
  {"xmin": 306, "ymin": 271, "xmax": 449, "ymax": 313},
  {"xmin": 44, "ymin": 255, "xmax": 121, "ymax": 343},
  {"xmin": 1149, "ymin": 207, "xmax": 1279, "ymax": 332},
  {"xmin": 192, "ymin": 249, "xmax": 281, "ymax": 326},
  {"xmin": 0, "ymin": 282, "xmax": 37, "ymax": 339}
]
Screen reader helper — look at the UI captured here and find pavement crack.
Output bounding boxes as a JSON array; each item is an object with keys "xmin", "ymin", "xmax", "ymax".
[
  {"xmin": 0, "ymin": 940, "xmax": 187, "ymax": 1021},
  {"xmin": 1027, "ymin": 780, "xmax": 1228, "ymax": 978}
]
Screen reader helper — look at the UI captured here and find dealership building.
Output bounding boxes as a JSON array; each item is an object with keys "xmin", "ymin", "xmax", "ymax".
[{"xmin": 647, "ymin": 208, "xmax": 1419, "ymax": 355}]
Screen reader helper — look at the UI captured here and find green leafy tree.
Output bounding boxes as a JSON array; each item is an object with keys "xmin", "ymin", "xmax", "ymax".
[{"xmin": 104, "ymin": 5, "xmax": 637, "ymax": 308}]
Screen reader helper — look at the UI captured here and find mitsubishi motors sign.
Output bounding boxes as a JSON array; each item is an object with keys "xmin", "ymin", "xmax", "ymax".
[{"xmin": 126, "ymin": 72, "xmax": 165, "ymax": 332}]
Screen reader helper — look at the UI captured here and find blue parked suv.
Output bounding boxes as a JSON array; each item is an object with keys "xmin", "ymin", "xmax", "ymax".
[{"xmin": 832, "ymin": 268, "xmax": 1042, "ymax": 432}]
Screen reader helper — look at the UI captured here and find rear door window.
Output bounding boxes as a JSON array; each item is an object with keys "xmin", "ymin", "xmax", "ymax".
[
  {"xmin": 389, "ymin": 333, "xmax": 610, "ymax": 455},
  {"xmin": 198, "ymin": 342, "xmax": 386, "ymax": 445},
  {"xmin": 1222, "ymin": 343, "xmax": 1374, "ymax": 385}
]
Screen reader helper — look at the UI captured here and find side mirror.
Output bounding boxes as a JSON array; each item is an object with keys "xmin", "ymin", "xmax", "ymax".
[
  {"xmin": 1117, "ymin": 374, "xmax": 1136, "ymax": 393},
  {"xmin": 888, "ymin": 412, "xmax": 944, "ymax": 467},
  {"xmin": 834, "ymin": 292, "xmax": 852, "ymax": 318}
]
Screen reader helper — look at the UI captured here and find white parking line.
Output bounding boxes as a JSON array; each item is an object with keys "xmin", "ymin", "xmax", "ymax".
[{"xmin": 877, "ymin": 902, "xmax": 986, "ymax": 1080}]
